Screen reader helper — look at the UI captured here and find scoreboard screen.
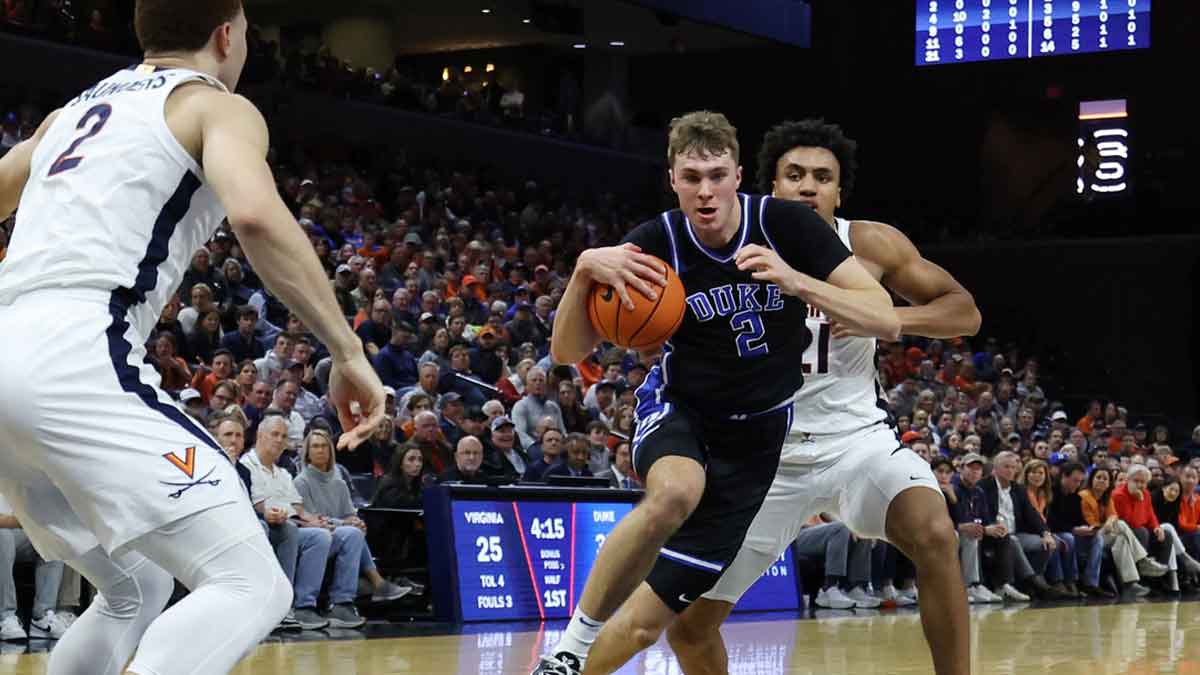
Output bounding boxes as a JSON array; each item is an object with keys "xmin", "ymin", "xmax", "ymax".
[
  {"xmin": 450, "ymin": 499, "xmax": 800, "ymax": 621},
  {"xmin": 916, "ymin": 0, "xmax": 1151, "ymax": 66}
]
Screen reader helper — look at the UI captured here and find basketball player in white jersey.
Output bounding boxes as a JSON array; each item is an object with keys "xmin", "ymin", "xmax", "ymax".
[
  {"xmin": 659, "ymin": 120, "xmax": 980, "ymax": 675},
  {"xmin": 0, "ymin": 2, "xmax": 385, "ymax": 673}
]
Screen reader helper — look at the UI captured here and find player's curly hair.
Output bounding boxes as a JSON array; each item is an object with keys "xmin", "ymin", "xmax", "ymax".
[{"xmin": 756, "ymin": 119, "xmax": 858, "ymax": 198}]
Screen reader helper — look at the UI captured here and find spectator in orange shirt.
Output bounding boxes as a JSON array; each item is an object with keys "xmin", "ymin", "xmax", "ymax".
[
  {"xmin": 190, "ymin": 349, "xmax": 235, "ymax": 403},
  {"xmin": 1080, "ymin": 467, "xmax": 1164, "ymax": 595},
  {"xmin": 1113, "ymin": 466, "xmax": 1200, "ymax": 590},
  {"xmin": 1077, "ymin": 399, "xmax": 1102, "ymax": 435},
  {"xmin": 880, "ymin": 342, "xmax": 910, "ymax": 385},
  {"xmin": 935, "ymin": 354, "xmax": 960, "ymax": 385},
  {"xmin": 151, "ymin": 332, "xmax": 191, "ymax": 393}
]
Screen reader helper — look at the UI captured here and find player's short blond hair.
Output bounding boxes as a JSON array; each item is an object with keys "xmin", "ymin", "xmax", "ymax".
[{"xmin": 667, "ymin": 111, "xmax": 739, "ymax": 168}]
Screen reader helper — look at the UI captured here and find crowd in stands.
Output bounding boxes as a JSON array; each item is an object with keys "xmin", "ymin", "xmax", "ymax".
[
  {"xmin": 1, "ymin": 6, "xmax": 593, "ymax": 147},
  {"xmin": 2, "ymin": 25, "xmax": 1200, "ymax": 636}
]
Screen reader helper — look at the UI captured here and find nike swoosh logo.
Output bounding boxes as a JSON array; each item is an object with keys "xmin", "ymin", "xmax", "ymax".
[
  {"xmin": 678, "ymin": 593, "xmax": 694, "ymax": 604},
  {"xmin": 910, "ymin": 476, "xmax": 923, "ymax": 480}
]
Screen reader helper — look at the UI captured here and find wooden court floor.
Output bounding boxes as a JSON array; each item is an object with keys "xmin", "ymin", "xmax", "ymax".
[{"xmin": 4, "ymin": 601, "xmax": 1200, "ymax": 673}]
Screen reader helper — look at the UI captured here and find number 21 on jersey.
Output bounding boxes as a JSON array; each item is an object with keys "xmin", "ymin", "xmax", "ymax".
[{"xmin": 802, "ymin": 321, "xmax": 832, "ymax": 375}]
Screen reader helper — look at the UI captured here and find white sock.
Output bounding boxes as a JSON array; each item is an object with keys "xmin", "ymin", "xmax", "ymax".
[{"xmin": 554, "ymin": 609, "xmax": 605, "ymax": 659}]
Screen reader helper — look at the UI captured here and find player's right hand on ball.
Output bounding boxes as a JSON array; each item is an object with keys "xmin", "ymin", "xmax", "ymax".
[
  {"xmin": 579, "ymin": 244, "xmax": 667, "ymax": 311},
  {"xmin": 328, "ymin": 352, "xmax": 387, "ymax": 451}
]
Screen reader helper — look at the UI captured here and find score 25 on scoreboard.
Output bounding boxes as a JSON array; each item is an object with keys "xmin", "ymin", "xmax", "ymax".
[
  {"xmin": 916, "ymin": 0, "xmax": 1150, "ymax": 66},
  {"xmin": 451, "ymin": 500, "xmax": 800, "ymax": 621}
]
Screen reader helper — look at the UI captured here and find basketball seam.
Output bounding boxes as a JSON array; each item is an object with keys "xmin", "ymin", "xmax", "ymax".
[
  {"xmin": 589, "ymin": 288, "xmax": 609, "ymax": 342},
  {"xmin": 633, "ymin": 292, "xmax": 685, "ymax": 350},
  {"xmin": 613, "ymin": 285, "xmax": 622, "ymax": 345},
  {"xmin": 626, "ymin": 265, "xmax": 671, "ymax": 347}
]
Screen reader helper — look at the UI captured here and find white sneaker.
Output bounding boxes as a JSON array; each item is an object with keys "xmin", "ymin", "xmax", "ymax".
[
  {"xmin": 999, "ymin": 583, "xmax": 1031, "ymax": 602},
  {"xmin": 968, "ymin": 584, "xmax": 1003, "ymax": 603},
  {"xmin": 29, "ymin": 610, "xmax": 70, "ymax": 639},
  {"xmin": 0, "ymin": 613, "xmax": 26, "ymax": 641},
  {"xmin": 1137, "ymin": 557, "xmax": 1169, "ymax": 578},
  {"xmin": 880, "ymin": 584, "xmax": 917, "ymax": 607},
  {"xmin": 815, "ymin": 586, "xmax": 856, "ymax": 609},
  {"xmin": 847, "ymin": 586, "xmax": 882, "ymax": 608}
]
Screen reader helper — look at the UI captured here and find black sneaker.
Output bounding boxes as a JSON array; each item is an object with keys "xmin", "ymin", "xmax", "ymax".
[
  {"xmin": 292, "ymin": 607, "xmax": 329, "ymax": 630},
  {"xmin": 277, "ymin": 609, "xmax": 302, "ymax": 631},
  {"xmin": 531, "ymin": 651, "xmax": 583, "ymax": 675},
  {"xmin": 326, "ymin": 603, "xmax": 366, "ymax": 629}
]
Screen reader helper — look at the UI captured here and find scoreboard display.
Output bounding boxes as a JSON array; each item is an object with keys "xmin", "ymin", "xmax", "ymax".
[
  {"xmin": 433, "ymin": 494, "xmax": 801, "ymax": 622},
  {"xmin": 916, "ymin": 0, "xmax": 1151, "ymax": 66}
]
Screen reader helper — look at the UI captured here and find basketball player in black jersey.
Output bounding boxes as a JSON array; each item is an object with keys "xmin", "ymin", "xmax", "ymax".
[{"xmin": 533, "ymin": 111, "xmax": 900, "ymax": 675}]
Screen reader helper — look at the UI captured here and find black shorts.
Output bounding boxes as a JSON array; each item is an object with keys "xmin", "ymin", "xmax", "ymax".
[{"xmin": 631, "ymin": 395, "xmax": 791, "ymax": 613}]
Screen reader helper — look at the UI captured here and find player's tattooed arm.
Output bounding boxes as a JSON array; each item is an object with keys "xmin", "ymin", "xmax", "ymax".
[
  {"xmin": 851, "ymin": 221, "xmax": 981, "ymax": 339},
  {"xmin": 0, "ymin": 109, "xmax": 59, "ymax": 221}
]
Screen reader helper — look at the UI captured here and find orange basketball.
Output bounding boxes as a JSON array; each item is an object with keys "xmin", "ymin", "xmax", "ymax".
[{"xmin": 587, "ymin": 257, "xmax": 686, "ymax": 351}]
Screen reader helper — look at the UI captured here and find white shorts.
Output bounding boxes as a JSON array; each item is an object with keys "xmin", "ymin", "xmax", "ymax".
[
  {"xmin": 703, "ymin": 423, "xmax": 940, "ymax": 604},
  {"xmin": 0, "ymin": 290, "xmax": 250, "ymax": 561}
]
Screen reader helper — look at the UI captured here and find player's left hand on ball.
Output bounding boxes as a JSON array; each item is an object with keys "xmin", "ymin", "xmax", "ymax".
[{"xmin": 735, "ymin": 244, "xmax": 806, "ymax": 297}]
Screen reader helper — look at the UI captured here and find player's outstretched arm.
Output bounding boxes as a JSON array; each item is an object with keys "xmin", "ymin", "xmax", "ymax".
[
  {"xmin": 854, "ymin": 221, "xmax": 981, "ymax": 339},
  {"xmin": 736, "ymin": 244, "xmax": 900, "ymax": 341},
  {"xmin": 550, "ymin": 243, "xmax": 665, "ymax": 365},
  {"xmin": 0, "ymin": 110, "xmax": 59, "ymax": 221},
  {"xmin": 198, "ymin": 93, "xmax": 383, "ymax": 448}
]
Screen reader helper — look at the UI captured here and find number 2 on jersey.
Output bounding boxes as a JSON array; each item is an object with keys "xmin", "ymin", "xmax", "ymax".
[
  {"xmin": 47, "ymin": 103, "xmax": 112, "ymax": 177},
  {"xmin": 730, "ymin": 310, "xmax": 769, "ymax": 358}
]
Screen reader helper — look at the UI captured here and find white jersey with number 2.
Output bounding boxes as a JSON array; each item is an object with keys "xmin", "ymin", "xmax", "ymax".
[{"xmin": 0, "ymin": 65, "xmax": 227, "ymax": 337}]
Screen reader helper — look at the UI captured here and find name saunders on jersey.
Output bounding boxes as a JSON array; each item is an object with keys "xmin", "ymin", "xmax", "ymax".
[{"xmin": 68, "ymin": 76, "xmax": 168, "ymax": 107}]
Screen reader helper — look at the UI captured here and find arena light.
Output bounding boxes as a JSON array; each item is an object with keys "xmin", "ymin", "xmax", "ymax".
[
  {"xmin": 481, "ymin": 8, "xmax": 492, "ymax": 14},
  {"xmin": 573, "ymin": 43, "xmax": 587, "ymax": 49},
  {"xmin": 464, "ymin": 66, "xmax": 474, "ymax": 74},
  {"xmin": 442, "ymin": 67, "xmax": 450, "ymax": 82},
  {"xmin": 609, "ymin": 41, "xmax": 625, "ymax": 47},
  {"xmin": 485, "ymin": 63, "xmax": 495, "ymax": 72}
]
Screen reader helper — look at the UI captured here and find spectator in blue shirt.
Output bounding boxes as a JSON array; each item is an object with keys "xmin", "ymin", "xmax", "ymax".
[
  {"xmin": 544, "ymin": 433, "xmax": 593, "ymax": 479},
  {"xmin": 373, "ymin": 322, "xmax": 418, "ymax": 390},
  {"xmin": 439, "ymin": 343, "xmax": 490, "ymax": 408},
  {"xmin": 357, "ymin": 299, "xmax": 393, "ymax": 359},
  {"xmin": 222, "ymin": 305, "xmax": 267, "ymax": 362},
  {"xmin": 945, "ymin": 454, "xmax": 1001, "ymax": 603},
  {"xmin": 523, "ymin": 428, "xmax": 565, "ymax": 482}
]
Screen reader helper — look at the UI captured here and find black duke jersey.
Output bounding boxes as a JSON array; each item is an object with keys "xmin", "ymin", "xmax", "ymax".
[{"xmin": 621, "ymin": 193, "xmax": 850, "ymax": 419}]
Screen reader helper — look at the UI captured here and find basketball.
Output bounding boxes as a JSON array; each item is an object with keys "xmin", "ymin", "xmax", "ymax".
[{"xmin": 587, "ymin": 257, "xmax": 686, "ymax": 351}]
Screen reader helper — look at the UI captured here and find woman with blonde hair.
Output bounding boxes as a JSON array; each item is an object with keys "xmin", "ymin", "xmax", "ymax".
[
  {"xmin": 1021, "ymin": 459, "xmax": 1076, "ymax": 594},
  {"xmin": 1022, "ymin": 460, "xmax": 1054, "ymax": 518},
  {"xmin": 293, "ymin": 429, "xmax": 413, "ymax": 624}
]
